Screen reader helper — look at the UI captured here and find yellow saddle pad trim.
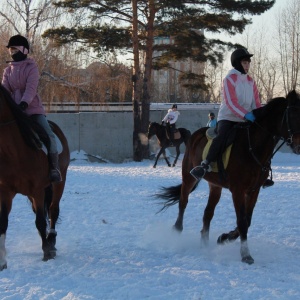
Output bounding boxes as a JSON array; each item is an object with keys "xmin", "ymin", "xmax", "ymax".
[{"xmin": 202, "ymin": 134, "xmax": 232, "ymax": 173}]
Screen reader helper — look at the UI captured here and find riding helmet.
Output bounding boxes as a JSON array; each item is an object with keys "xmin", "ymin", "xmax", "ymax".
[
  {"xmin": 230, "ymin": 48, "xmax": 253, "ymax": 67},
  {"xmin": 208, "ymin": 112, "xmax": 215, "ymax": 117},
  {"xmin": 6, "ymin": 35, "xmax": 30, "ymax": 52},
  {"xmin": 172, "ymin": 104, "xmax": 177, "ymax": 109}
]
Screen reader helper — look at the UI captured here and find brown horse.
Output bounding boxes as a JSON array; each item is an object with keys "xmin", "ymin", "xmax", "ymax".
[
  {"xmin": 148, "ymin": 122, "xmax": 191, "ymax": 168},
  {"xmin": 0, "ymin": 85, "xmax": 70, "ymax": 270},
  {"xmin": 156, "ymin": 90, "xmax": 300, "ymax": 264}
]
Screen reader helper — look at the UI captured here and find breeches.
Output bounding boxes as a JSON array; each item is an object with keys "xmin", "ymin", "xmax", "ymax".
[{"xmin": 31, "ymin": 114, "xmax": 58, "ymax": 154}]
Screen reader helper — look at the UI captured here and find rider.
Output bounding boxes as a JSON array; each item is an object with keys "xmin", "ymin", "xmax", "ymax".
[
  {"xmin": 207, "ymin": 112, "xmax": 217, "ymax": 128},
  {"xmin": 2, "ymin": 34, "xmax": 62, "ymax": 182},
  {"xmin": 190, "ymin": 48, "xmax": 261, "ymax": 180},
  {"xmin": 162, "ymin": 104, "xmax": 180, "ymax": 146}
]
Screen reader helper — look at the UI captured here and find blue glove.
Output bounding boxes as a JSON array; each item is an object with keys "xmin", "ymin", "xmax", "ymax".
[{"xmin": 244, "ymin": 111, "xmax": 255, "ymax": 122}]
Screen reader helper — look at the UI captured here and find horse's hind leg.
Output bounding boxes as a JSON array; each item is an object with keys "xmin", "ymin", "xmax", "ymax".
[
  {"xmin": 0, "ymin": 192, "xmax": 14, "ymax": 270},
  {"xmin": 201, "ymin": 184, "xmax": 222, "ymax": 245},
  {"xmin": 172, "ymin": 146, "xmax": 180, "ymax": 167},
  {"xmin": 174, "ymin": 181, "xmax": 194, "ymax": 231}
]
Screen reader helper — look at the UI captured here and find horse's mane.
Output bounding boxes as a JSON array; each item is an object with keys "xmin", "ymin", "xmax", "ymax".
[
  {"xmin": 253, "ymin": 96, "xmax": 287, "ymax": 122},
  {"xmin": 0, "ymin": 85, "xmax": 50, "ymax": 151}
]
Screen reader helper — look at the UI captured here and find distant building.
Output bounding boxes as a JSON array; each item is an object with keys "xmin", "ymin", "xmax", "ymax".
[{"xmin": 151, "ymin": 33, "xmax": 205, "ymax": 103}]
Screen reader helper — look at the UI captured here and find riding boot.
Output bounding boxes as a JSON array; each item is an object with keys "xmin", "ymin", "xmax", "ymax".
[
  {"xmin": 262, "ymin": 179, "xmax": 274, "ymax": 188},
  {"xmin": 190, "ymin": 160, "xmax": 212, "ymax": 181},
  {"xmin": 49, "ymin": 152, "xmax": 62, "ymax": 183}
]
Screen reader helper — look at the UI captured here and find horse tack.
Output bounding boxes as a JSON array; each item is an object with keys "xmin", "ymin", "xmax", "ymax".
[
  {"xmin": 156, "ymin": 90, "xmax": 300, "ymax": 265},
  {"xmin": 0, "ymin": 85, "xmax": 70, "ymax": 270}
]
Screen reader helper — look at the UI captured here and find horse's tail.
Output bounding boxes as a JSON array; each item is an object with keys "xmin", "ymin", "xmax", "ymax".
[{"xmin": 155, "ymin": 181, "xmax": 199, "ymax": 213}]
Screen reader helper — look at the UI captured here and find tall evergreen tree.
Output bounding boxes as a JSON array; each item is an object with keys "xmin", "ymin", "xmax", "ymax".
[{"xmin": 43, "ymin": 0, "xmax": 275, "ymax": 161}]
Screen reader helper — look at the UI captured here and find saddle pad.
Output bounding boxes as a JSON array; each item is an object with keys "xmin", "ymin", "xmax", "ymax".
[{"xmin": 202, "ymin": 132, "xmax": 232, "ymax": 173}]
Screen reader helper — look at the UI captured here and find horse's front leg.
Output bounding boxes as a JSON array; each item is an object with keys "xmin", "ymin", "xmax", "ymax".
[
  {"xmin": 201, "ymin": 184, "xmax": 222, "ymax": 246},
  {"xmin": 0, "ymin": 191, "xmax": 14, "ymax": 271},
  {"xmin": 153, "ymin": 148, "xmax": 164, "ymax": 168},
  {"xmin": 33, "ymin": 192, "xmax": 56, "ymax": 261},
  {"xmin": 233, "ymin": 189, "xmax": 259, "ymax": 264},
  {"xmin": 162, "ymin": 149, "xmax": 171, "ymax": 167},
  {"xmin": 172, "ymin": 146, "xmax": 180, "ymax": 167}
]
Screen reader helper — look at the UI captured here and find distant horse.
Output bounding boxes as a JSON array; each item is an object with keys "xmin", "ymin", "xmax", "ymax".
[
  {"xmin": 0, "ymin": 85, "xmax": 70, "ymax": 270},
  {"xmin": 148, "ymin": 122, "xmax": 191, "ymax": 168},
  {"xmin": 156, "ymin": 90, "xmax": 300, "ymax": 264}
]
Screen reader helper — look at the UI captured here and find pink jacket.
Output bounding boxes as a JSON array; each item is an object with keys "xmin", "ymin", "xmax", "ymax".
[
  {"xmin": 1, "ymin": 57, "xmax": 45, "ymax": 115},
  {"xmin": 218, "ymin": 69, "xmax": 261, "ymax": 122}
]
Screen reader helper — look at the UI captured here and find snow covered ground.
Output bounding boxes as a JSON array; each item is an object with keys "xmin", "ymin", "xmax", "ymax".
[{"xmin": 0, "ymin": 150, "xmax": 300, "ymax": 300}]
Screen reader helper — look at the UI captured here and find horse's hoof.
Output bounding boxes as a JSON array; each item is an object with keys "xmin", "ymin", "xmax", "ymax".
[
  {"xmin": 168, "ymin": 164, "xmax": 171, "ymax": 167},
  {"xmin": 0, "ymin": 263, "xmax": 7, "ymax": 271},
  {"xmin": 153, "ymin": 165, "xmax": 156, "ymax": 168},
  {"xmin": 241, "ymin": 255, "xmax": 254, "ymax": 265},
  {"xmin": 173, "ymin": 224, "xmax": 183, "ymax": 232},
  {"xmin": 172, "ymin": 164, "xmax": 176, "ymax": 167},
  {"xmin": 217, "ymin": 233, "xmax": 228, "ymax": 244},
  {"xmin": 43, "ymin": 251, "xmax": 56, "ymax": 261}
]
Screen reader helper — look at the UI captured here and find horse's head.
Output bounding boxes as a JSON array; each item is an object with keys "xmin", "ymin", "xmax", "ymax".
[{"xmin": 285, "ymin": 90, "xmax": 300, "ymax": 154}]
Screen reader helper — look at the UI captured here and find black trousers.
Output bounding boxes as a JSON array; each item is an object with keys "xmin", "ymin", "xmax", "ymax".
[
  {"xmin": 206, "ymin": 120, "xmax": 238, "ymax": 163},
  {"xmin": 167, "ymin": 123, "xmax": 175, "ymax": 141}
]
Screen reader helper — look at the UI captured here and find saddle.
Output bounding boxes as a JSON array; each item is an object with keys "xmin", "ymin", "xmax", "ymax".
[
  {"xmin": 202, "ymin": 125, "xmax": 241, "ymax": 173},
  {"xmin": 165, "ymin": 128, "xmax": 181, "ymax": 140}
]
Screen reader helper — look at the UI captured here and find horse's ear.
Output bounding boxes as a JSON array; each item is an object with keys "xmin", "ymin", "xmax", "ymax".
[{"xmin": 287, "ymin": 90, "xmax": 299, "ymax": 106}]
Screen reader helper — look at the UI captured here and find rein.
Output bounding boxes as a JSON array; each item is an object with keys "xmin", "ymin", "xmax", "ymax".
[
  {"xmin": 0, "ymin": 119, "xmax": 16, "ymax": 127},
  {"xmin": 245, "ymin": 107, "xmax": 291, "ymax": 191}
]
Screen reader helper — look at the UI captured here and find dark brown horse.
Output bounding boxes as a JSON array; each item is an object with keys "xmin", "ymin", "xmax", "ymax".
[
  {"xmin": 148, "ymin": 122, "xmax": 191, "ymax": 168},
  {"xmin": 156, "ymin": 90, "xmax": 300, "ymax": 264},
  {"xmin": 0, "ymin": 85, "xmax": 70, "ymax": 270}
]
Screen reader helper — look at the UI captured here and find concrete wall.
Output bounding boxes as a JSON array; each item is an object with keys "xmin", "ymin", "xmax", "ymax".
[
  {"xmin": 47, "ymin": 108, "xmax": 217, "ymax": 162},
  {"xmin": 48, "ymin": 107, "xmax": 291, "ymax": 162}
]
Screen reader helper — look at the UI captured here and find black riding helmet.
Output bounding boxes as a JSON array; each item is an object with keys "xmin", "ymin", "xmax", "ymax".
[
  {"xmin": 6, "ymin": 35, "xmax": 30, "ymax": 52},
  {"xmin": 208, "ymin": 112, "xmax": 215, "ymax": 117},
  {"xmin": 231, "ymin": 48, "xmax": 253, "ymax": 74}
]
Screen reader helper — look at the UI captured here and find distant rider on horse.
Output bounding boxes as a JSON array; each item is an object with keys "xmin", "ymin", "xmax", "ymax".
[{"xmin": 162, "ymin": 104, "xmax": 180, "ymax": 146}]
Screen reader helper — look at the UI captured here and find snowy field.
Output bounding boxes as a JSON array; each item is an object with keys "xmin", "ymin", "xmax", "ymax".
[{"xmin": 0, "ymin": 150, "xmax": 300, "ymax": 300}]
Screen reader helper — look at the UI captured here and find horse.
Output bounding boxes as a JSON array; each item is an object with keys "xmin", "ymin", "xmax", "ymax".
[
  {"xmin": 156, "ymin": 90, "xmax": 300, "ymax": 264},
  {"xmin": 0, "ymin": 85, "xmax": 70, "ymax": 270},
  {"xmin": 148, "ymin": 122, "xmax": 191, "ymax": 168}
]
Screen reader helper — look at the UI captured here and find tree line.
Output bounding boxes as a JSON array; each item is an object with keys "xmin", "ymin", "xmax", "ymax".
[{"xmin": 0, "ymin": 0, "xmax": 299, "ymax": 161}]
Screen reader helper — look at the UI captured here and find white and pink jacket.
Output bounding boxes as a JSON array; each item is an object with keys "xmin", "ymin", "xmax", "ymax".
[{"xmin": 218, "ymin": 69, "xmax": 261, "ymax": 122}]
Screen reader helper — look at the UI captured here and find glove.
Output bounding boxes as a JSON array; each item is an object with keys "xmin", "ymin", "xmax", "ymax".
[
  {"xmin": 19, "ymin": 101, "xmax": 28, "ymax": 111},
  {"xmin": 244, "ymin": 111, "xmax": 255, "ymax": 122}
]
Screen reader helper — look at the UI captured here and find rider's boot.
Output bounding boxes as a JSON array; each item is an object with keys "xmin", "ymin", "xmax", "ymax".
[
  {"xmin": 49, "ymin": 152, "xmax": 62, "ymax": 183},
  {"xmin": 190, "ymin": 160, "xmax": 212, "ymax": 180}
]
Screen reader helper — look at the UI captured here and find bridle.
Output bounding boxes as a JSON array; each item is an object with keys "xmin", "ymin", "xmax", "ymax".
[
  {"xmin": 245, "ymin": 104, "xmax": 300, "ymax": 191},
  {"xmin": 283, "ymin": 105, "xmax": 300, "ymax": 146}
]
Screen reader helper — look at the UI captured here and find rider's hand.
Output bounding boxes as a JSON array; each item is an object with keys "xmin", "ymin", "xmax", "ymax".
[
  {"xmin": 19, "ymin": 101, "xmax": 28, "ymax": 111},
  {"xmin": 244, "ymin": 111, "xmax": 255, "ymax": 122}
]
